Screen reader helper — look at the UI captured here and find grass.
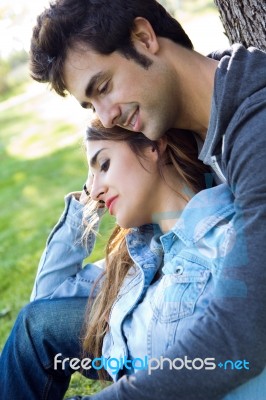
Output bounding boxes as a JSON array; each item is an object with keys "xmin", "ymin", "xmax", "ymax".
[
  {"xmin": 0, "ymin": 84, "xmax": 115, "ymax": 397},
  {"xmin": 0, "ymin": 80, "xmax": 29, "ymax": 103}
]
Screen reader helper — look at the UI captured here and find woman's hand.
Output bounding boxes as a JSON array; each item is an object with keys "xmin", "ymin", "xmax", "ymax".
[{"xmin": 79, "ymin": 174, "xmax": 93, "ymax": 205}]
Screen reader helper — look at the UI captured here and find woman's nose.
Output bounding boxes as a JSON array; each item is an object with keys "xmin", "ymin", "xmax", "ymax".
[{"xmin": 90, "ymin": 179, "xmax": 107, "ymax": 202}]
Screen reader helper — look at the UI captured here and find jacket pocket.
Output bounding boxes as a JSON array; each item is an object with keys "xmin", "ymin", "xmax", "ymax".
[{"xmin": 151, "ymin": 262, "xmax": 210, "ymax": 323}]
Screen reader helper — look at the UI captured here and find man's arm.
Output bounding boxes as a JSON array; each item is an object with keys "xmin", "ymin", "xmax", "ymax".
[{"xmin": 82, "ymin": 98, "xmax": 266, "ymax": 399}]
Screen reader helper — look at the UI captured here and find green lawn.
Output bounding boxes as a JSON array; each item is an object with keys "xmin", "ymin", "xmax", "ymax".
[{"xmin": 0, "ymin": 84, "xmax": 114, "ymax": 397}]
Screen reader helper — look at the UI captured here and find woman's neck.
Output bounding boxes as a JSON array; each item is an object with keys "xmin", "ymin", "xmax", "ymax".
[
  {"xmin": 152, "ymin": 171, "xmax": 194, "ymax": 233},
  {"xmin": 157, "ymin": 195, "xmax": 189, "ymax": 233}
]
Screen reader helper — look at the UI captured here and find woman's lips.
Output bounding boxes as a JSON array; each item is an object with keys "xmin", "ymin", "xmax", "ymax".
[{"xmin": 106, "ymin": 196, "xmax": 118, "ymax": 214}]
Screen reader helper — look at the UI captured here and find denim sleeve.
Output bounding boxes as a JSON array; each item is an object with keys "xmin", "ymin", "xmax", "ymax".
[
  {"xmin": 30, "ymin": 194, "xmax": 103, "ymax": 301},
  {"xmin": 88, "ymin": 97, "xmax": 266, "ymax": 399}
]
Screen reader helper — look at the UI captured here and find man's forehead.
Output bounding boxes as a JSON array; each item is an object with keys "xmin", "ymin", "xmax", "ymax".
[
  {"xmin": 65, "ymin": 43, "xmax": 118, "ymax": 70},
  {"xmin": 63, "ymin": 46, "xmax": 113, "ymax": 94},
  {"xmin": 63, "ymin": 48, "xmax": 97, "ymax": 97},
  {"xmin": 64, "ymin": 45, "xmax": 95, "ymax": 70}
]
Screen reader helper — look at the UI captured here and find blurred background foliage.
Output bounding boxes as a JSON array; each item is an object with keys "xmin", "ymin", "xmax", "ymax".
[
  {"xmin": 0, "ymin": 50, "xmax": 28, "ymax": 100},
  {"xmin": 0, "ymin": 0, "xmax": 228, "ymax": 396}
]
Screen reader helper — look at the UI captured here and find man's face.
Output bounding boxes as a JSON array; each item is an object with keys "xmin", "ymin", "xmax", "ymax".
[{"xmin": 63, "ymin": 44, "xmax": 180, "ymax": 140}]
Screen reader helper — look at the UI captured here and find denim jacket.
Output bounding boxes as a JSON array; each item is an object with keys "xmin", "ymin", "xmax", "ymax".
[
  {"xmin": 102, "ymin": 183, "xmax": 239, "ymax": 380},
  {"xmin": 31, "ymin": 184, "xmax": 266, "ymax": 397},
  {"xmin": 30, "ymin": 193, "xmax": 103, "ymax": 301}
]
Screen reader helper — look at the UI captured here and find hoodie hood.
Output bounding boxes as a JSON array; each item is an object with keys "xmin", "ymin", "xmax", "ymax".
[{"xmin": 199, "ymin": 44, "xmax": 266, "ymax": 165}]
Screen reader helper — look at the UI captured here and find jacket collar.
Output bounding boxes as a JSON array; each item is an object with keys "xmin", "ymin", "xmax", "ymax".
[
  {"xmin": 170, "ymin": 184, "xmax": 234, "ymax": 245},
  {"xmin": 127, "ymin": 184, "xmax": 234, "ymax": 251}
]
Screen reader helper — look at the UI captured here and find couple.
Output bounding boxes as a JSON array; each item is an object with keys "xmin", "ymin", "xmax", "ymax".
[
  {"xmin": 11, "ymin": 117, "xmax": 264, "ymax": 400},
  {"xmin": 1, "ymin": 0, "xmax": 266, "ymax": 399}
]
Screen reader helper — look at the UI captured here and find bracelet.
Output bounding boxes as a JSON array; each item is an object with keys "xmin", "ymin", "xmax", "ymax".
[{"xmin": 83, "ymin": 183, "xmax": 90, "ymax": 196}]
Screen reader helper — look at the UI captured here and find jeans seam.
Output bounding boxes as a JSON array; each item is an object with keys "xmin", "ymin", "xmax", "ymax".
[{"xmin": 43, "ymin": 373, "xmax": 53, "ymax": 400}]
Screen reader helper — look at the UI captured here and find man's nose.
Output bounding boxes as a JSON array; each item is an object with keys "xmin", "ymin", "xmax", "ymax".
[{"xmin": 95, "ymin": 102, "xmax": 121, "ymax": 128}]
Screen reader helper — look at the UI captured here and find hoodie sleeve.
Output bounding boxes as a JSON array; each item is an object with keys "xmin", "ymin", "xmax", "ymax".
[{"xmin": 85, "ymin": 97, "xmax": 266, "ymax": 399}]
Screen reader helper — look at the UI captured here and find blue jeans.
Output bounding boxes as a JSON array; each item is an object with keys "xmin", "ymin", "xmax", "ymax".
[{"xmin": 0, "ymin": 297, "xmax": 98, "ymax": 400}]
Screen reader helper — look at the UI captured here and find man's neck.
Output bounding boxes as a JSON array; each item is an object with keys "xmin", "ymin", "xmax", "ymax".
[{"xmin": 160, "ymin": 39, "xmax": 219, "ymax": 138}]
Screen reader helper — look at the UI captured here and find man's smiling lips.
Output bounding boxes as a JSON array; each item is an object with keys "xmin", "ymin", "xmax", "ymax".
[{"xmin": 123, "ymin": 108, "xmax": 140, "ymax": 131}]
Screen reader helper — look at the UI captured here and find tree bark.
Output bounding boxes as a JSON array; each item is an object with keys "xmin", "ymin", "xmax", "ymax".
[{"xmin": 214, "ymin": 0, "xmax": 266, "ymax": 51}]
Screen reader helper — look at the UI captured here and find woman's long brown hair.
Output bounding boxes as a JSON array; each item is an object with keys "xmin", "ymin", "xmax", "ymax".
[{"xmin": 82, "ymin": 119, "xmax": 211, "ymax": 379}]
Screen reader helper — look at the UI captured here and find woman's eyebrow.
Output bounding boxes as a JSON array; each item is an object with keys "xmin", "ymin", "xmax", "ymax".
[{"xmin": 90, "ymin": 148, "xmax": 107, "ymax": 168}]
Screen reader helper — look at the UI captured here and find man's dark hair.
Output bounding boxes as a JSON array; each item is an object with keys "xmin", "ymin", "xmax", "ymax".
[{"xmin": 30, "ymin": 0, "xmax": 193, "ymax": 97}]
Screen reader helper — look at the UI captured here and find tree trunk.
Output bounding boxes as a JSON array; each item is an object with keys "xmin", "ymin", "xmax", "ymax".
[{"xmin": 214, "ymin": 0, "xmax": 266, "ymax": 51}]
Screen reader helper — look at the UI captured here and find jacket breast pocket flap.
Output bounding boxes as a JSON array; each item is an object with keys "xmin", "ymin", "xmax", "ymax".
[{"xmin": 151, "ymin": 270, "xmax": 210, "ymax": 323}]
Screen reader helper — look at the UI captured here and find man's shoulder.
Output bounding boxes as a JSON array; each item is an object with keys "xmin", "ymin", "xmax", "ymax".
[{"xmin": 208, "ymin": 43, "xmax": 266, "ymax": 62}]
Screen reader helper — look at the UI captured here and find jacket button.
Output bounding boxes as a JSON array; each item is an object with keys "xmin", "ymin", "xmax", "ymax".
[{"xmin": 175, "ymin": 265, "xmax": 184, "ymax": 275}]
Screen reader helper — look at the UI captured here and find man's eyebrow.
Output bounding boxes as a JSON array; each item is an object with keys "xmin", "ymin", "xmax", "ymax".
[
  {"xmin": 85, "ymin": 72, "xmax": 106, "ymax": 98},
  {"xmin": 90, "ymin": 148, "xmax": 107, "ymax": 168}
]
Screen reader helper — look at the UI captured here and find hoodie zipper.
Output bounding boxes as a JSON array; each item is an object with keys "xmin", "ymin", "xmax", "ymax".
[{"xmin": 210, "ymin": 155, "xmax": 227, "ymax": 183}]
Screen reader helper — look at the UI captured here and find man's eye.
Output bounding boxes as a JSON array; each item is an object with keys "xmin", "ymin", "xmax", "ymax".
[
  {"xmin": 98, "ymin": 81, "xmax": 109, "ymax": 95},
  {"xmin": 100, "ymin": 159, "xmax": 110, "ymax": 172}
]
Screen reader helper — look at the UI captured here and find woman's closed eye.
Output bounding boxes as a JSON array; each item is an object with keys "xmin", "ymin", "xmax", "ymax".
[{"xmin": 100, "ymin": 159, "xmax": 110, "ymax": 172}]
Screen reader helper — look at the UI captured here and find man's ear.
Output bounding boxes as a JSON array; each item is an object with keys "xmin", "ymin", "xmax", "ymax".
[{"xmin": 131, "ymin": 17, "xmax": 160, "ymax": 54}]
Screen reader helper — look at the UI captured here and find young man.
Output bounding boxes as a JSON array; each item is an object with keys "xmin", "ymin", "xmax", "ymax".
[{"xmin": 1, "ymin": 0, "xmax": 266, "ymax": 399}]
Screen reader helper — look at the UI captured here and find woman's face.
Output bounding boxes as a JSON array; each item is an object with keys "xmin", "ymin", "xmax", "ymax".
[{"xmin": 86, "ymin": 139, "xmax": 161, "ymax": 228}]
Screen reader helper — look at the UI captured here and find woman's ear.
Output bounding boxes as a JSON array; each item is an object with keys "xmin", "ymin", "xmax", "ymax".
[
  {"xmin": 131, "ymin": 17, "xmax": 160, "ymax": 54},
  {"xmin": 157, "ymin": 137, "xmax": 168, "ymax": 155},
  {"xmin": 148, "ymin": 136, "xmax": 168, "ymax": 163}
]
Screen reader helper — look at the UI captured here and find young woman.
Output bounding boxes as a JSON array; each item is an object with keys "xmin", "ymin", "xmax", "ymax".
[{"xmin": 31, "ymin": 119, "xmax": 266, "ymax": 399}]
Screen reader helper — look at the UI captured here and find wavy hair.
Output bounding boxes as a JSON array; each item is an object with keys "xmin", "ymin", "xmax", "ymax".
[{"xmin": 29, "ymin": 0, "xmax": 193, "ymax": 96}]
